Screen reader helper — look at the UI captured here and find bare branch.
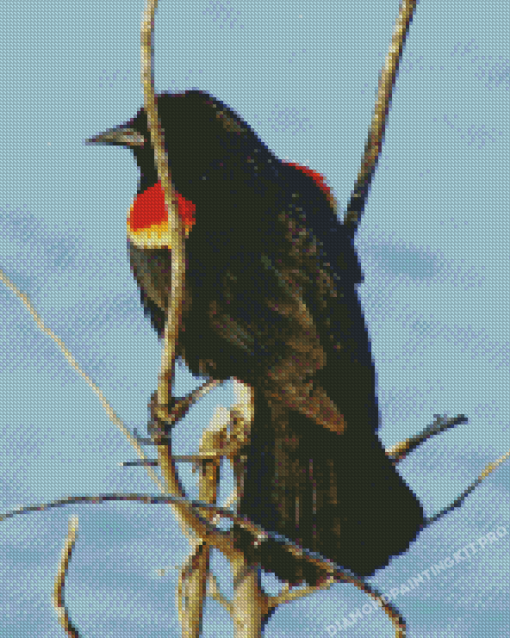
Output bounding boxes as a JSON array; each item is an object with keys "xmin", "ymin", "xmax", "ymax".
[
  {"xmin": 343, "ymin": 0, "xmax": 418, "ymax": 232},
  {"xmin": 231, "ymin": 559, "xmax": 268, "ymax": 637},
  {"xmin": 387, "ymin": 414, "xmax": 468, "ymax": 462},
  {"xmin": 141, "ymin": 0, "xmax": 184, "ymax": 405},
  {"xmin": 52, "ymin": 517, "xmax": 80, "ymax": 637},
  {"xmin": 268, "ymin": 576, "xmax": 335, "ymax": 609},
  {"xmin": 178, "ymin": 404, "xmax": 223, "ymax": 636},
  {"xmin": 0, "ymin": 268, "xmax": 166, "ymax": 493},
  {"xmin": 139, "ymin": 0, "xmax": 242, "ymax": 572},
  {"xmin": 426, "ymin": 448, "xmax": 510, "ymax": 527},
  {"xmin": 0, "ymin": 493, "xmax": 359, "ymax": 581}
]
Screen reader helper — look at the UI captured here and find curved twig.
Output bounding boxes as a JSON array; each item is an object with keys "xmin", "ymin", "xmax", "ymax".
[
  {"xmin": 52, "ymin": 517, "xmax": 80, "ymax": 637},
  {"xmin": 387, "ymin": 414, "xmax": 468, "ymax": 462}
]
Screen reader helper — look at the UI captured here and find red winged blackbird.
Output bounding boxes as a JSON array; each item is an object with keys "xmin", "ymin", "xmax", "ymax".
[{"xmin": 87, "ymin": 90, "xmax": 424, "ymax": 585}]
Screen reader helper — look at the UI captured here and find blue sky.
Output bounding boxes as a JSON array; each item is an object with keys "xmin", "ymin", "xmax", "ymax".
[{"xmin": 1, "ymin": 1, "xmax": 508, "ymax": 636}]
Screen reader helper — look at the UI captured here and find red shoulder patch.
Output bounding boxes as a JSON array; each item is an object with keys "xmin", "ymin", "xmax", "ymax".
[
  {"xmin": 128, "ymin": 181, "xmax": 196, "ymax": 233},
  {"xmin": 283, "ymin": 162, "xmax": 333, "ymax": 198}
]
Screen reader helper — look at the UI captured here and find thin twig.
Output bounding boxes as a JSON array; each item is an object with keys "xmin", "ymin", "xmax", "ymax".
[
  {"xmin": 52, "ymin": 517, "xmax": 80, "ymax": 637},
  {"xmin": 177, "ymin": 542, "xmax": 209, "ymax": 636},
  {"xmin": 231, "ymin": 560, "xmax": 267, "ymax": 637},
  {"xmin": 177, "ymin": 407, "xmax": 223, "ymax": 636},
  {"xmin": 141, "ymin": 0, "xmax": 184, "ymax": 406},
  {"xmin": 268, "ymin": 576, "xmax": 335, "ymax": 609},
  {"xmin": 426, "ymin": 448, "xmax": 510, "ymax": 527},
  {"xmin": 387, "ymin": 414, "xmax": 468, "ymax": 462},
  {"xmin": 120, "ymin": 459, "xmax": 159, "ymax": 467},
  {"xmin": 0, "ymin": 268, "xmax": 165, "ymax": 493},
  {"xmin": 343, "ymin": 0, "xmax": 418, "ymax": 232},
  {"xmin": 120, "ymin": 454, "xmax": 220, "ymax": 467},
  {"xmin": 139, "ymin": 0, "xmax": 240, "ymax": 567},
  {"xmin": 348, "ymin": 578, "xmax": 407, "ymax": 638},
  {"xmin": 0, "ymin": 493, "xmax": 357, "ymax": 579}
]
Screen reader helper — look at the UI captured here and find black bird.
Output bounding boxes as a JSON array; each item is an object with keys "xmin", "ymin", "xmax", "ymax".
[{"xmin": 87, "ymin": 89, "xmax": 424, "ymax": 585}]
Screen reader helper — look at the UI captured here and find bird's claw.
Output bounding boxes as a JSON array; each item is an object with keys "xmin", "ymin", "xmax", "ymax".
[{"xmin": 147, "ymin": 391, "xmax": 178, "ymax": 442}]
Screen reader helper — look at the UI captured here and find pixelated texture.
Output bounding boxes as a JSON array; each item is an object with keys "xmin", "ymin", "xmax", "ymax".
[{"xmin": 1, "ymin": 1, "xmax": 508, "ymax": 636}]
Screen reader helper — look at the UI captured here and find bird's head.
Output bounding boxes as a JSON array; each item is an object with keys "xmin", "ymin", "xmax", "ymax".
[
  {"xmin": 86, "ymin": 90, "xmax": 282, "ymax": 248},
  {"xmin": 86, "ymin": 90, "xmax": 276, "ymax": 200}
]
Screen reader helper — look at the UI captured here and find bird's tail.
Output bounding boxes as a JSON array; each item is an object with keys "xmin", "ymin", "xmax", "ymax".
[{"xmin": 234, "ymin": 389, "xmax": 424, "ymax": 585}]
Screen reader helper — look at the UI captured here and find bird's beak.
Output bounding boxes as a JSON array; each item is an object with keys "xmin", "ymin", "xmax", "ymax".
[{"xmin": 85, "ymin": 125, "xmax": 146, "ymax": 148}]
